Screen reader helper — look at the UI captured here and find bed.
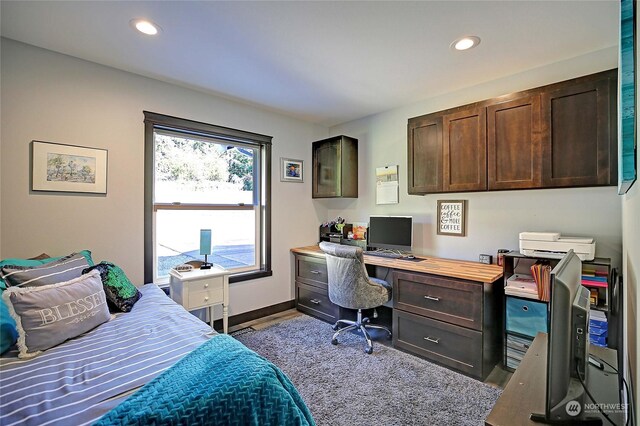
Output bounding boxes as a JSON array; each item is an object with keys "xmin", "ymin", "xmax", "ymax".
[{"xmin": 0, "ymin": 284, "xmax": 314, "ymax": 426}]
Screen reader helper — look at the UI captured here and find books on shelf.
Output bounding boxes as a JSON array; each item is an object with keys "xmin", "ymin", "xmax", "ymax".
[
  {"xmin": 581, "ymin": 275, "xmax": 608, "ymax": 288},
  {"xmin": 530, "ymin": 261, "xmax": 552, "ymax": 302}
]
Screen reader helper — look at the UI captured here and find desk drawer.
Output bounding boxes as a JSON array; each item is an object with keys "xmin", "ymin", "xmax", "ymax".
[
  {"xmin": 296, "ymin": 256, "xmax": 328, "ymax": 288},
  {"xmin": 394, "ymin": 271, "xmax": 482, "ymax": 330},
  {"xmin": 393, "ymin": 309, "xmax": 483, "ymax": 378},
  {"xmin": 187, "ymin": 288, "xmax": 223, "ymax": 310},
  {"xmin": 296, "ymin": 282, "xmax": 337, "ymax": 323}
]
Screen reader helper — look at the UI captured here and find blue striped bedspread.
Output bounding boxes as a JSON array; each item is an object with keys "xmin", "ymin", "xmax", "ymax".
[
  {"xmin": 96, "ymin": 334, "xmax": 315, "ymax": 426},
  {"xmin": 0, "ymin": 284, "xmax": 214, "ymax": 426}
]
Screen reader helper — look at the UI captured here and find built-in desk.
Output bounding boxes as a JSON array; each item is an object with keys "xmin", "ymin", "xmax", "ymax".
[
  {"xmin": 486, "ymin": 333, "xmax": 624, "ymax": 425},
  {"xmin": 291, "ymin": 245, "xmax": 503, "ymax": 380}
]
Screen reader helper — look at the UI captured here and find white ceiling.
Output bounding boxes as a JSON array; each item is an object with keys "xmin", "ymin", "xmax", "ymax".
[{"xmin": 1, "ymin": 1, "xmax": 620, "ymax": 127}]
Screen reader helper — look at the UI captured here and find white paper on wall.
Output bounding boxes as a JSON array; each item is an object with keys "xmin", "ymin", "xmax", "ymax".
[{"xmin": 376, "ymin": 165, "xmax": 399, "ymax": 205}]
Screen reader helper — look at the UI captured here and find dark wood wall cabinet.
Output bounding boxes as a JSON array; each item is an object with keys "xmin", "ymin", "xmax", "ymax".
[
  {"xmin": 312, "ymin": 135, "xmax": 358, "ymax": 198},
  {"xmin": 408, "ymin": 69, "xmax": 618, "ymax": 194}
]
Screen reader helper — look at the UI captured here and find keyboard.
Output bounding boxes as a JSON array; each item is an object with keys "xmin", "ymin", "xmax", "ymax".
[{"xmin": 363, "ymin": 250, "xmax": 403, "ymax": 259}]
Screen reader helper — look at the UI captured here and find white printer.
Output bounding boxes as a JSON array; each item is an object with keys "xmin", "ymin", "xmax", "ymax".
[{"xmin": 519, "ymin": 232, "xmax": 595, "ymax": 261}]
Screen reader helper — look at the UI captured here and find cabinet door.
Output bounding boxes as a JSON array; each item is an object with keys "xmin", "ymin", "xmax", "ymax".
[
  {"xmin": 541, "ymin": 77, "xmax": 617, "ymax": 187},
  {"xmin": 312, "ymin": 139, "xmax": 341, "ymax": 197},
  {"xmin": 408, "ymin": 115, "xmax": 443, "ymax": 194},
  {"xmin": 487, "ymin": 95, "xmax": 542, "ymax": 190},
  {"xmin": 443, "ymin": 107, "xmax": 487, "ymax": 192}
]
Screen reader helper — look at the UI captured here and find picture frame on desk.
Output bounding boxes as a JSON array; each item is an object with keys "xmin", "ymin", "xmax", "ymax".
[{"xmin": 436, "ymin": 200, "xmax": 467, "ymax": 236}]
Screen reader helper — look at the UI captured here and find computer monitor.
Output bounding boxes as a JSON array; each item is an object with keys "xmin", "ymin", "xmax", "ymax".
[
  {"xmin": 368, "ymin": 216, "xmax": 412, "ymax": 251},
  {"xmin": 532, "ymin": 250, "xmax": 596, "ymax": 424}
]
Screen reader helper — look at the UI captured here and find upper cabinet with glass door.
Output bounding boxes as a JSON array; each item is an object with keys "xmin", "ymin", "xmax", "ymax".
[{"xmin": 312, "ymin": 135, "xmax": 358, "ymax": 198}]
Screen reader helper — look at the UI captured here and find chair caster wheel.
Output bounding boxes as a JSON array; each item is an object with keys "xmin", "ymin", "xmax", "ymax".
[
  {"xmin": 364, "ymin": 347, "xmax": 373, "ymax": 354},
  {"xmin": 331, "ymin": 338, "xmax": 338, "ymax": 345}
]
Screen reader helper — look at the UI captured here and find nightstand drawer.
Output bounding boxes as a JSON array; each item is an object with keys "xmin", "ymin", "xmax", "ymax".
[
  {"xmin": 188, "ymin": 278, "xmax": 223, "ymax": 293},
  {"xmin": 296, "ymin": 256, "xmax": 328, "ymax": 288},
  {"xmin": 394, "ymin": 271, "xmax": 482, "ymax": 330},
  {"xmin": 187, "ymin": 288, "xmax": 223, "ymax": 310}
]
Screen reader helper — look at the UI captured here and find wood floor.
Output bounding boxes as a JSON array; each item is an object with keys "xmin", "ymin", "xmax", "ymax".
[{"xmin": 231, "ymin": 308, "xmax": 513, "ymax": 389}]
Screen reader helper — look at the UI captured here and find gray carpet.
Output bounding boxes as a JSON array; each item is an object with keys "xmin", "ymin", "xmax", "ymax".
[{"xmin": 234, "ymin": 314, "xmax": 502, "ymax": 426}]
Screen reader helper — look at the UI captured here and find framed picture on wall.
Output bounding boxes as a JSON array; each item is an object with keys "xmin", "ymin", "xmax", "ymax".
[
  {"xmin": 619, "ymin": 0, "xmax": 637, "ymax": 194},
  {"xmin": 280, "ymin": 158, "xmax": 303, "ymax": 182},
  {"xmin": 437, "ymin": 200, "xmax": 467, "ymax": 236},
  {"xmin": 31, "ymin": 140, "xmax": 108, "ymax": 194}
]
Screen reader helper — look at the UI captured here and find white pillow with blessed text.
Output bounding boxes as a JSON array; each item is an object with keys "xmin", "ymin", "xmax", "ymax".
[{"xmin": 2, "ymin": 269, "xmax": 111, "ymax": 358}]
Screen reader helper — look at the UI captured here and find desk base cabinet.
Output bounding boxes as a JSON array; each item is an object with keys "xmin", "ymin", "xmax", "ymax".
[
  {"xmin": 393, "ymin": 271, "xmax": 502, "ymax": 380},
  {"xmin": 293, "ymin": 251, "xmax": 502, "ymax": 381}
]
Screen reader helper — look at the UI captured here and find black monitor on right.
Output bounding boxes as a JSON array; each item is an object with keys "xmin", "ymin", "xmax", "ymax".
[{"xmin": 532, "ymin": 250, "xmax": 598, "ymax": 424}]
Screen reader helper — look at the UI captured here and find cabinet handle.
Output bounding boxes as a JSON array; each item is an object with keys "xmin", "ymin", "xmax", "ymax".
[
  {"xmin": 424, "ymin": 295, "xmax": 440, "ymax": 302},
  {"xmin": 424, "ymin": 336, "xmax": 440, "ymax": 344},
  {"xmin": 204, "ymin": 283, "xmax": 209, "ymax": 288},
  {"xmin": 204, "ymin": 296, "xmax": 209, "ymax": 301},
  {"xmin": 310, "ymin": 270, "xmax": 321, "ymax": 275},
  {"xmin": 309, "ymin": 299, "xmax": 321, "ymax": 305}
]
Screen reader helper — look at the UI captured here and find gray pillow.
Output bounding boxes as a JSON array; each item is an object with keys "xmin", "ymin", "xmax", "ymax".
[
  {"xmin": 1, "ymin": 252, "xmax": 90, "ymax": 288},
  {"xmin": 2, "ymin": 270, "xmax": 112, "ymax": 359}
]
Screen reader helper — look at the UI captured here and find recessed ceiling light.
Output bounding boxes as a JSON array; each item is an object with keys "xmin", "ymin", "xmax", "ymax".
[
  {"xmin": 130, "ymin": 19, "xmax": 161, "ymax": 36},
  {"xmin": 451, "ymin": 36, "xmax": 481, "ymax": 51}
]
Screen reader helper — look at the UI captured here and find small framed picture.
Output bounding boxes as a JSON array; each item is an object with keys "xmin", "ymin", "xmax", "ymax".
[
  {"xmin": 437, "ymin": 200, "xmax": 467, "ymax": 236},
  {"xmin": 31, "ymin": 140, "xmax": 108, "ymax": 194},
  {"xmin": 280, "ymin": 158, "xmax": 303, "ymax": 182}
]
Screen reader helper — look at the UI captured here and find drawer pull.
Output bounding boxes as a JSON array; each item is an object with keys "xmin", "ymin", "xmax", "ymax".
[
  {"xmin": 309, "ymin": 299, "xmax": 321, "ymax": 305},
  {"xmin": 424, "ymin": 336, "xmax": 440, "ymax": 344},
  {"xmin": 310, "ymin": 270, "xmax": 322, "ymax": 275},
  {"xmin": 424, "ymin": 295, "xmax": 440, "ymax": 302},
  {"xmin": 204, "ymin": 296, "xmax": 209, "ymax": 301},
  {"xmin": 204, "ymin": 283, "xmax": 209, "ymax": 288}
]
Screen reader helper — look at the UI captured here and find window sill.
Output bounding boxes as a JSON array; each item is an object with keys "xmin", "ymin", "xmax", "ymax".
[{"xmin": 229, "ymin": 269, "xmax": 273, "ymax": 284}]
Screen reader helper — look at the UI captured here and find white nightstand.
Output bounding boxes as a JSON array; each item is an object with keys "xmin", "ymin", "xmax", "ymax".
[{"xmin": 168, "ymin": 266, "xmax": 230, "ymax": 333}]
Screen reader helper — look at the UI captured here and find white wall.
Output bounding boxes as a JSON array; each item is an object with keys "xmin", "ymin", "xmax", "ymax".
[
  {"xmin": 0, "ymin": 38, "xmax": 328, "ymax": 315},
  {"xmin": 622, "ymin": 122, "xmax": 639, "ymax": 422},
  {"xmin": 620, "ymin": 29, "xmax": 640, "ymax": 415},
  {"xmin": 327, "ymin": 46, "xmax": 623, "ymax": 268}
]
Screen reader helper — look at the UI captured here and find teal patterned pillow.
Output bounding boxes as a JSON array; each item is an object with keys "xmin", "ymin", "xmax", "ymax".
[{"xmin": 82, "ymin": 262, "xmax": 141, "ymax": 312}]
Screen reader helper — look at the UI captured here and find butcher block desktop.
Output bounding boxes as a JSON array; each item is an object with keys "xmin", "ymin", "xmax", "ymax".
[{"xmin": 291, "ymin": 245, "xmax": 504, "ymax": 380}]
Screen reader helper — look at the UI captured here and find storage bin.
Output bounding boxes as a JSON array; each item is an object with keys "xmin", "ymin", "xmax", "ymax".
[
  {"xmin": 506, "ymin": 296, "xmax": 548, "ymax": 338},
  {"xmin": 590, "ymin": 335, "xmax": 607, "ymax": 346},
  {"xmin": 505, "ymin": 333, "xmax": 534, "ymax": 370}
]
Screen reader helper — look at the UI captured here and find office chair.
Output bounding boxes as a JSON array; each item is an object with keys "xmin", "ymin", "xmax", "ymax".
[{"xmin": 319, "ymin": 241, "xmax": 392, "ymax": 354}]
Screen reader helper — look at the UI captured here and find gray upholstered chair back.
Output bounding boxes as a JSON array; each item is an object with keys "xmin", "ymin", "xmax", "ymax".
[{"xmin": 319, "ymin": 242, "xmax": 390, "ymax": 310}]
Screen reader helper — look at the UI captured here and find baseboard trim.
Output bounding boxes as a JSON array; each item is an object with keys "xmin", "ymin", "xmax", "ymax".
[{"xmin": 213, "ymin": 300, "xmax": 296, "ymax": 330}]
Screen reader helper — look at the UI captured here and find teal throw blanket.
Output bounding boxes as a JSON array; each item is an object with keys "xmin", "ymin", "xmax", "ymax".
[{"xmin": 96, "ymin": 334, "xmax": 315, "ymax": 426}]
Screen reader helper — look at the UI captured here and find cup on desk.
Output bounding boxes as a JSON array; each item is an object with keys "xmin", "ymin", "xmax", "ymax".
[{"xmin": 497, "ymin": 249, "xmax": 509, "ymax": 267}]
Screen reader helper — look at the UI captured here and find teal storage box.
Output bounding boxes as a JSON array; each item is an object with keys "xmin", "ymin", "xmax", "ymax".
[{"xmin": 506, "ymin": 296, "xmax": 548, "ymax": 338}]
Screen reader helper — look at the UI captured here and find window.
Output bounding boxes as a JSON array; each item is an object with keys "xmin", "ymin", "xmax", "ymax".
[{"xmin": 144, "ymin": 112, "xmax": 272, "ymax": 284}]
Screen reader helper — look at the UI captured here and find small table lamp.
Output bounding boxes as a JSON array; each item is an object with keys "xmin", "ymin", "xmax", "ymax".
[{"xmin": 200, "ymin": 229, "xmax": 213, "ymax": 269}]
